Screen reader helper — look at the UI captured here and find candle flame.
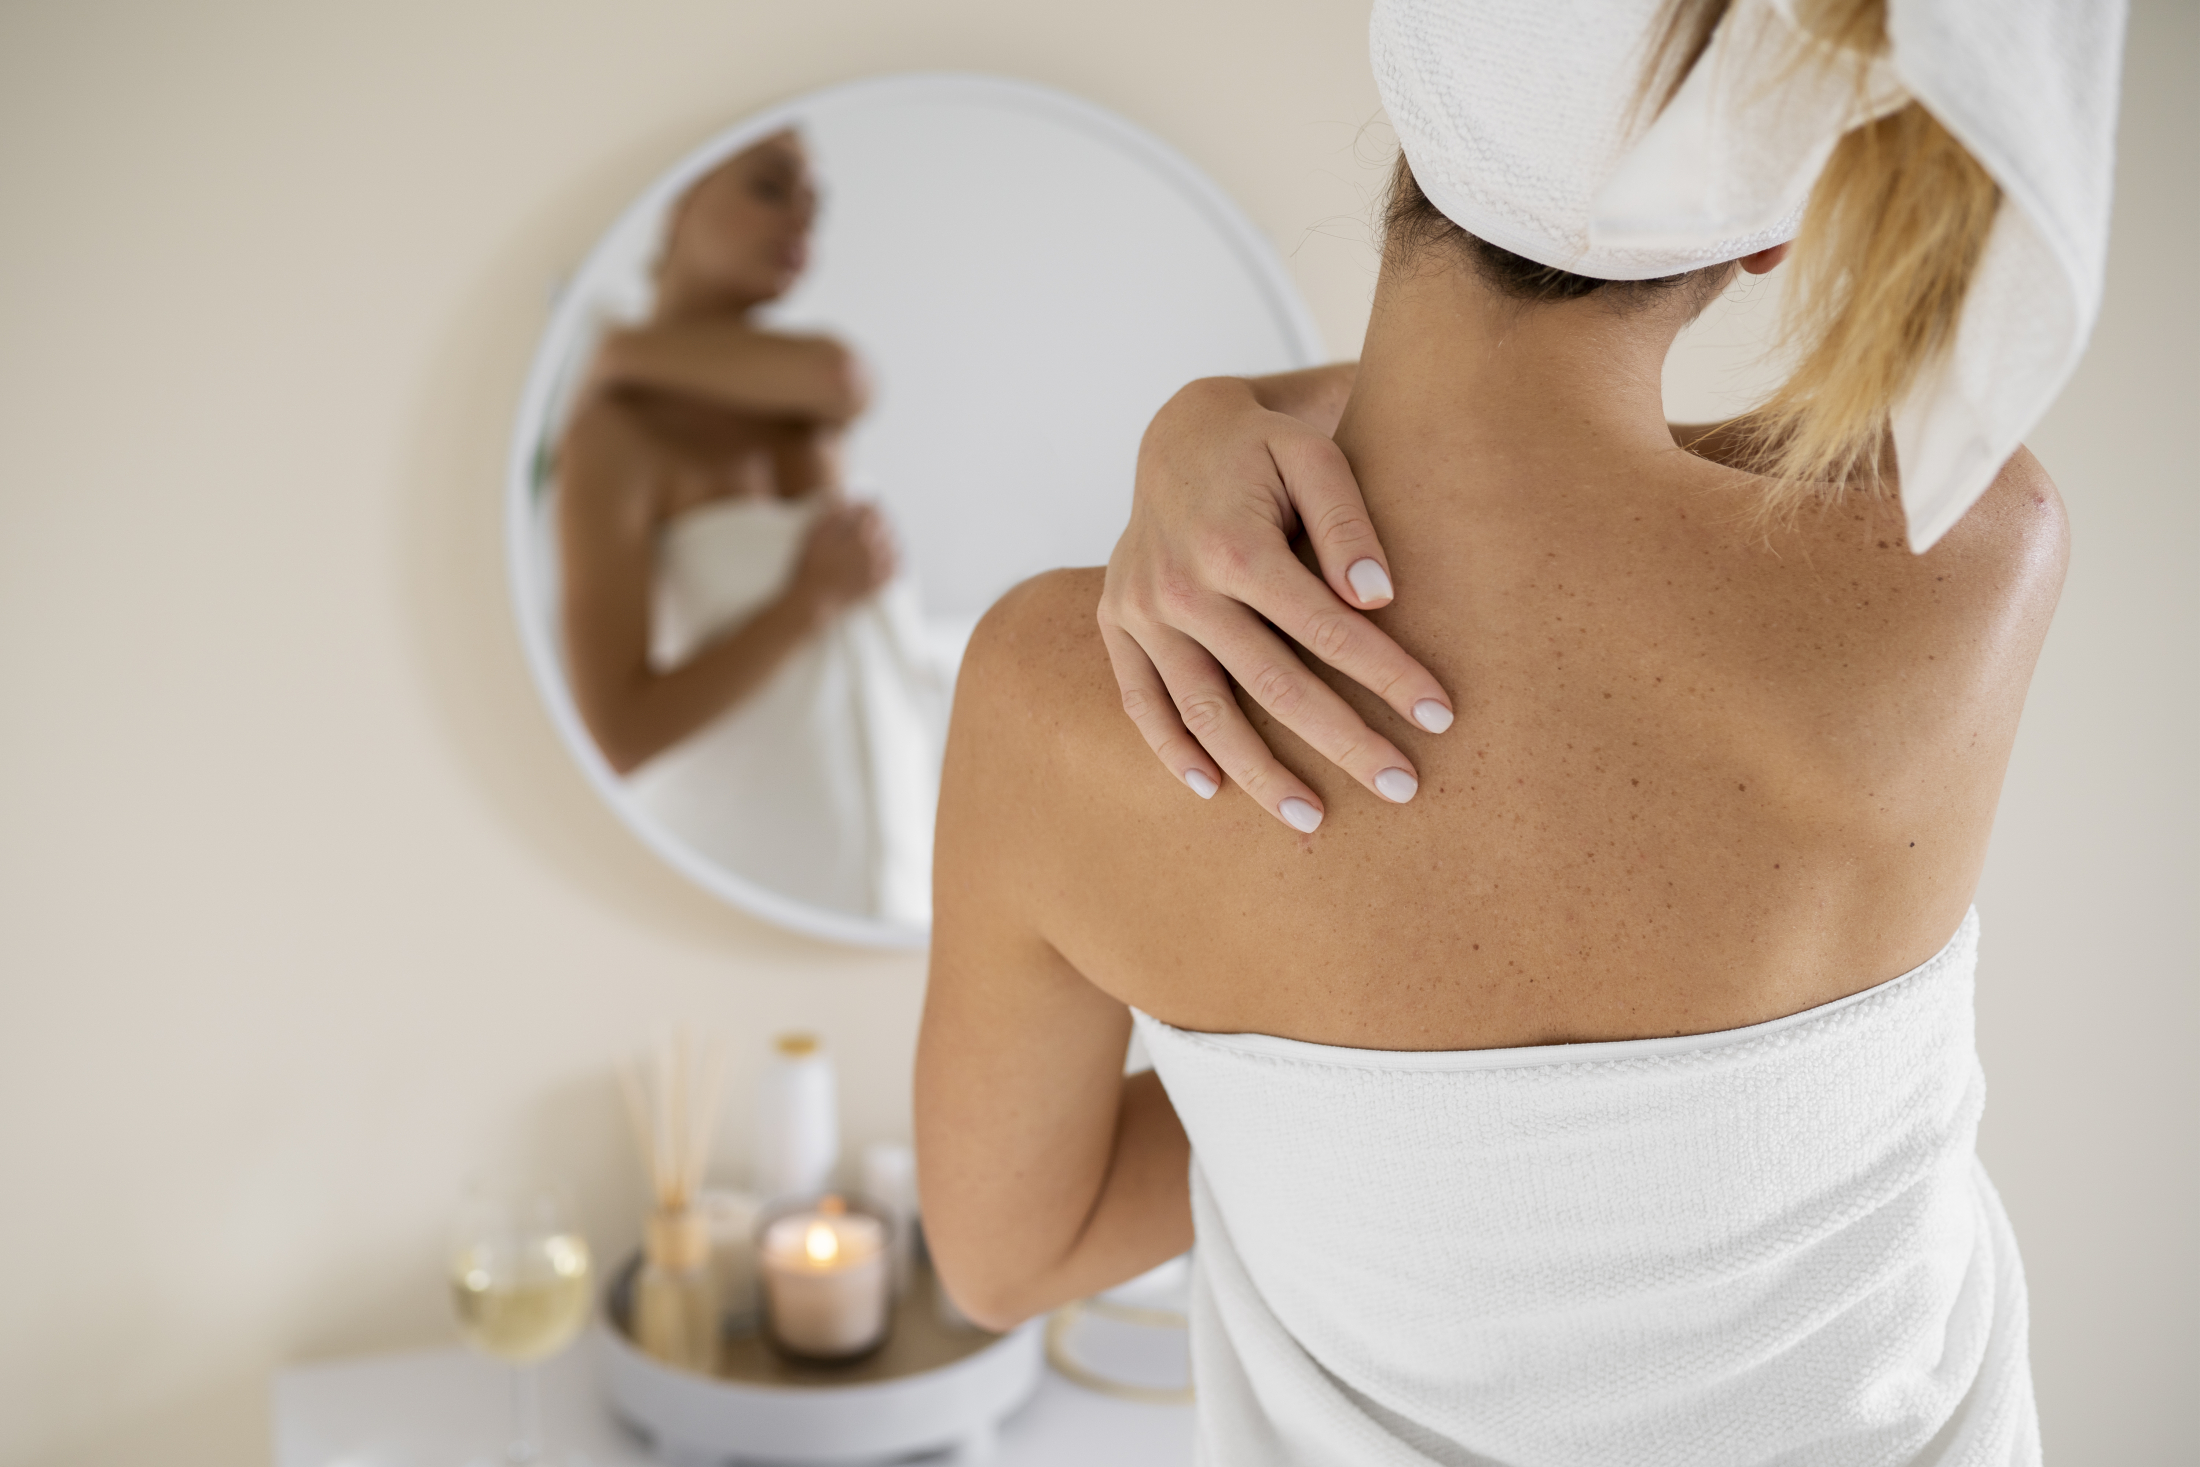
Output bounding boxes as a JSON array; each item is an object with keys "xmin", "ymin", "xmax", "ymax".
[{"xmin": 804, "ymin": 1221, "xmax": 839, "ymax": 1264}]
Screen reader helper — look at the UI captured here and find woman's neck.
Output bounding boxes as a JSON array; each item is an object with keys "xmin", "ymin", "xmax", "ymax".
[{"xmin": 1334, "ymin": 255, "xmax": 1697, "ymax": 472}]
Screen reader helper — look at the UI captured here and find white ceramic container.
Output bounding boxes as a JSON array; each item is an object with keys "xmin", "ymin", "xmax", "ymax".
[{"xmin": 596, "ymin": 1255, "xmax": 1043, "ymax": 1465}]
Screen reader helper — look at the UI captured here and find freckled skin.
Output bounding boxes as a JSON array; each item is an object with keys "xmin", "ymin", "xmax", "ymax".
[
  {"xmin": 936, "ymin": 271, "xmax": 2066, "ymax": 1054},
  {"xmin": 915, "ymin": 246, "xmax": 2066, "ymax": 1328}
]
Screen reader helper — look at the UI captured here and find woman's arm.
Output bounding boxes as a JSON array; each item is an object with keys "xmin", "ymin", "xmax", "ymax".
[
  {"xmin": 557, "ymin": 406, "xmax": 893, "ymax": 774},
  {"xmin": 592, "ymin": 319, "xmax": 870, "ymax": 422},
  {"xmin": 916, "ymin": 581, "xmax": 1193, "ymax": 1331}
]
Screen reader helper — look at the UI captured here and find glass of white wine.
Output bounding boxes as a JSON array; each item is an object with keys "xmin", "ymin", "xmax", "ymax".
[{"xmin": 450, "ymin": 1178, "xmax": 594, "ymax": 1466}]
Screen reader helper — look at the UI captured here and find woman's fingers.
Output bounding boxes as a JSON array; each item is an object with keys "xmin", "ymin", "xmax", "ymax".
[
  {"xmin": 1097, "ymin": 622, "xmax": 1224, "ymax": 801},
  {"xmin": 1164, "ymin": 597, "xmax": 1424, "ymax": 810},
  {"xmin": 1269, "ymin": 430, "xmax": 1398, "ymax": 611},
  {"xmin": 848, "ymin": 502, "xmax": 897, "ymax": 585},
  {"xmin": 1100, "ymin": 373, "xmax": 1456, "ymax": 809},
  {"xmin": 1207, "ymin": 533, "xmax": 1454, "ymax": 736},
  {"xmin": 1130, "ymin": 622, "xmax": 1335, "ymax": 831}
]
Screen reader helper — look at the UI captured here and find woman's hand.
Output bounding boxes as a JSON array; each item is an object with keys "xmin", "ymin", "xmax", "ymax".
[
  {"xmin": 1098, "ymin": 371, "xmax": 1453, "ymax": 832},
  {"xmin": 788, "ymin": 500, "xmax": 896, "ymax": 623}
]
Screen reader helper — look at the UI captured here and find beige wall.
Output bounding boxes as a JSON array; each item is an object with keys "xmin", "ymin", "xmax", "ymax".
[{"xmin": 0, "ymin": 3, "xmax": 2189, "ymax": 1464}]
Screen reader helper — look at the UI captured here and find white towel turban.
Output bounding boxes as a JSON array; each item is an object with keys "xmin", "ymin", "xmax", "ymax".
[{"xmin": 1371, "ymin": 0, "xmax": 2127, "ymax": 551}]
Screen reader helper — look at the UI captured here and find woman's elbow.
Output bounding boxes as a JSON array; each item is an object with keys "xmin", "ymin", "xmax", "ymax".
[
  {"xmin": 599, "ymin": 740, "xmax": 647, "ymax": 777},
  {"xmin": 930, "ymin": 1249, "xmax": 1046, "ymax": 1334},
  {"xmin": 588, "ymin": 720, "xmax": 651, "ymax": 776},
  {"xmin": 812, "ymin": 340, "xmax": 872, "ymax": 421},
  {"xmin": 915, "ymin": 1173, "xmax": 1061, "ymax": 1332},
  {"xmin": 570, "ymin": 686, "xmax": 655, "ymax": 775}
]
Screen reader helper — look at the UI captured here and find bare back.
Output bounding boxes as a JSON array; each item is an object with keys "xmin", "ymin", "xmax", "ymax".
[{"xmin": 941, "ymin": 442, "xmax": 2064, "ymax": 1051}]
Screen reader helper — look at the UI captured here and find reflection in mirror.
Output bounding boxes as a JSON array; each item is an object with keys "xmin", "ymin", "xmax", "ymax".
[
  {"xmin": 558, "ymin": 129, "xmax": 947, "ymax": 929},
  {"xmin": 510, "ymin": 75, "xmax": 1322, "ymax": 946}
]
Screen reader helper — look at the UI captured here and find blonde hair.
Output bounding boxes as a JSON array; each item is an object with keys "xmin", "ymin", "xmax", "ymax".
[{"xmin": 1650, "ymin": 0, "xmax": 2003, "ymax": 509}]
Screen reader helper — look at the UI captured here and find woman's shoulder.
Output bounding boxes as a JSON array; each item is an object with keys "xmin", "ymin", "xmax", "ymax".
[
  {"xmin": 553, "ymin": 394, "xmax": 673, "ymax": 539},
  {"xmin": 956, "ymin": 568, "xmax": 1119, "ymax": 736},
  {"xmin": 1930, "ymin": 446, "xmax": 2067, "ymax": 581},
  {"xmin": 1821, "ymin": 446, "xmax": 2067, "ymax": 687},
  {"xmin": 1688, "ymin": 445, "xmax": 2068, "ymax": 884},
  {"xmin": 948, "ymin": 567, "xmax": 1185, "ymax": 824},
  {"xmin": 938, "ymin": 567, "xmax": 1190, "ymax": 928},
  {"xmin": 557, "ymin": 390, "xmax": 654, "ymax": 478},
  {"xmin": 1706, "ymin": 445, "xmax": 2067, "ymax": 673}
]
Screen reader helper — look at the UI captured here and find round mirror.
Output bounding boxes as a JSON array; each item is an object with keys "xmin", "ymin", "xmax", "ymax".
[{"xmin": 508, "ymin": 74, "xmax": 1323, "ymax": 948}]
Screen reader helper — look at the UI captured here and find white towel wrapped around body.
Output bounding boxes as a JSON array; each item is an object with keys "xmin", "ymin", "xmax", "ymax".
[
  {"xmin": 626, "ymin": 494, "xmax": 953, "ymax": 925},
  {"xmin": 1132, "ymin": 910, "xmax": 2037, "ymax": 1465}
]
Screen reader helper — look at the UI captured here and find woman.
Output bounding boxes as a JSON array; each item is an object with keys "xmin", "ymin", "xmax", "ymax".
[
  {"xmin": 559, "ymin": 130, "xmax": 946, "ymax": 923},
  {"xmin": 918, "ymin": 0, "xmax": 2117, "ymax": 1460}
]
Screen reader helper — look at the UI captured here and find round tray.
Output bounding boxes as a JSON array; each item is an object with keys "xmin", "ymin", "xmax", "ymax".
[{"xmin": 595, "ymin": 1254, "xmax": 1043, "ymax": 1465}]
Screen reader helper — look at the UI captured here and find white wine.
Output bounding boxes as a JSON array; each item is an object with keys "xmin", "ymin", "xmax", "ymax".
[{"xmin": 451, "ymin": 1232, "xmax": 593, "ymax": 1362}]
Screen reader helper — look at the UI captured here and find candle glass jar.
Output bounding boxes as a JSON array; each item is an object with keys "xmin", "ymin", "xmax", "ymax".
[{"xmin": 757, "ymin": 1193, "xmax": 894, "ymax": 1362}]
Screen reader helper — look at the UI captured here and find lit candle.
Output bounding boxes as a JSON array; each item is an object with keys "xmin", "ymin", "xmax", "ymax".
[{"xmin": 759, "ymin": 1195, "xmax": 891, "ymax": 1359}]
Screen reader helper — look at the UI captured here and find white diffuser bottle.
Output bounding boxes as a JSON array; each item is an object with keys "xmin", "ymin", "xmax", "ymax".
[{"xmin": 756, "ymin": 1031, "xmax": 839, "ymax": 1205}]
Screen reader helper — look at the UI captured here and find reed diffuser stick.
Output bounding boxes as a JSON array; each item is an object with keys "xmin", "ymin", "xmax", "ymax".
[
  {"xmin": 620, "ymin": 1028, "xmax": 730, "ymax": 1371},
  {"xmin": 620, "ymin": 1029, "xmax": 728, "ymax": 1209}
]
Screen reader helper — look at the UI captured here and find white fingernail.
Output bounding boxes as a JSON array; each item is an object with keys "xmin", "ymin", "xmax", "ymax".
[
  {"xmin": 1413, "ymin": 699, "xmax": 1454, "ymax": 733},
  {"xmin": 1184, "ymin": 769, "xmax": 1218, "ymax": 800},
  {"xmin": 1346, "ymin": 558, "xmax": 1394, "ymax": 605},
  {"xmin": 1279, "ymin": 798, "xmax": 1323, "ymax": 833},
  {"xmin": 1375, "ymin": 768, "xmax": 1418, "ymax": 803}
]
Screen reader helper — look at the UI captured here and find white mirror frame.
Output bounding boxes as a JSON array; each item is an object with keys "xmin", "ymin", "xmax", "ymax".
[{"xmin": 505, "ymin": 73, "xmax": 1323, "ymax": 949}]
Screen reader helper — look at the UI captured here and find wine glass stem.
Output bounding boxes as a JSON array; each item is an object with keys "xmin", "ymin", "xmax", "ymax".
[{"xmin": 507, "ymin": 1362, "xmax": 543, "ymax": 1465}]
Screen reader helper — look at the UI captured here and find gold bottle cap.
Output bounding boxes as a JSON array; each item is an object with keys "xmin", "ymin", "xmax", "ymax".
[{"xmin": 773, "ymin": 1031, "xmax": 821, "ymax": 1058}]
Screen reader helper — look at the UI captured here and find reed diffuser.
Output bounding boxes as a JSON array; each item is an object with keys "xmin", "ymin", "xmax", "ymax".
[{"xmin": 619, "ymin": 1030, "xmax": 726, "ymax": 1373}]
